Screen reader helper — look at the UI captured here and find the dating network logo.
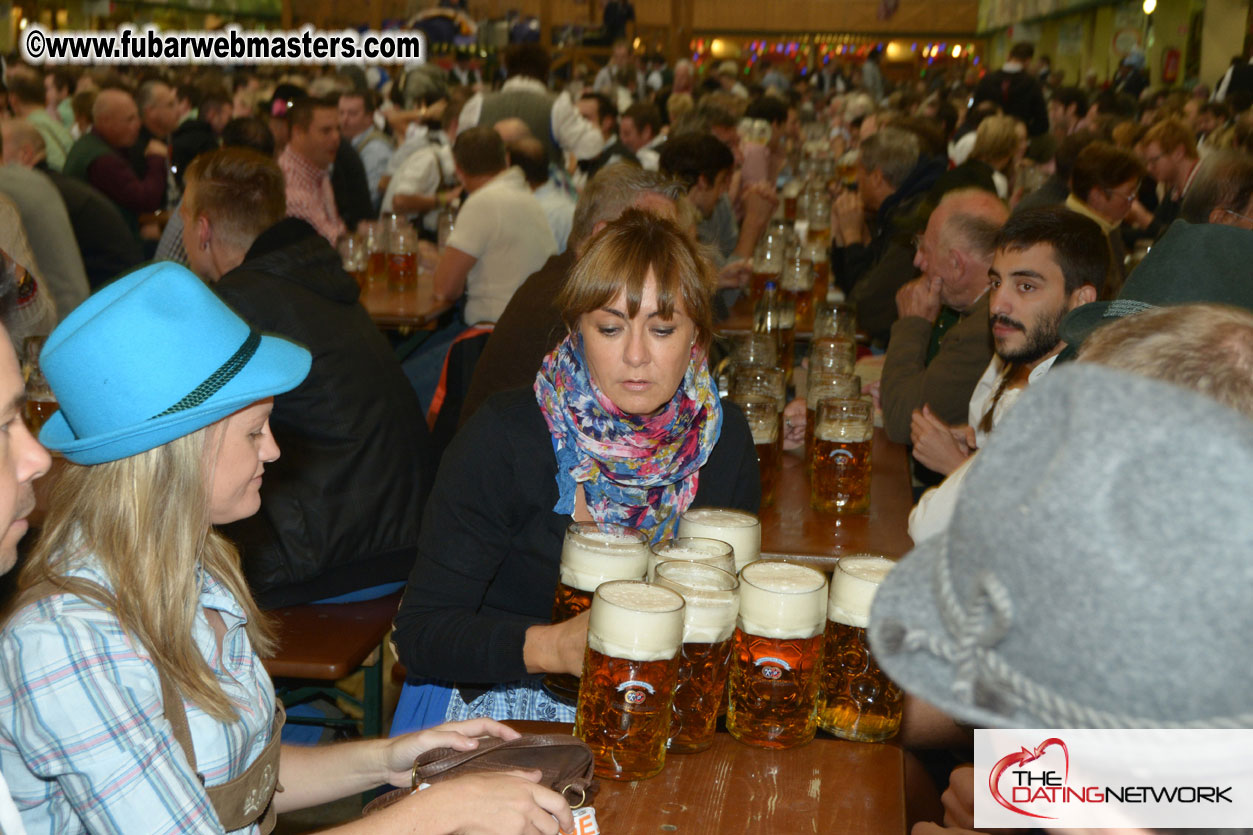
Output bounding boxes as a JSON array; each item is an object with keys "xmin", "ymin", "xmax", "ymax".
[{"xmin": 989, "ymin": 737, "xmax": 1072, "ymax": 820}]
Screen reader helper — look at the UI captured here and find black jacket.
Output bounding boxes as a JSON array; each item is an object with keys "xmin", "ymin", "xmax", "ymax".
[
  {"xmin": 215, "ymin": 218, "xmax": 431, "ymax": 608},
  {"xmin": 973, "ymin": 68, "xmax": 1050, "ymax": 137},
  {"xmin": 393, "ymin": 389, "xmax": 760, "ymax": 699},
  {"xmin": 36, "ymin": 164, "xmax": 144, "ymax": 290},
  {"xmin": 331, "ymin": 138, "xmax": 374, "ymax": 232}
]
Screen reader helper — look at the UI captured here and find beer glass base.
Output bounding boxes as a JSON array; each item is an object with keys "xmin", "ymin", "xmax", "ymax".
[
  {"xmin": 818, "ymin": 721, "xmax": 899, "ymax": 744},
  {"xmin": 666, "ymin": 736, "xmax": 715, "ymax": 755},
  {"xmin": 727, "ymin": 728, "xmax": 817, "ymax": 750}
]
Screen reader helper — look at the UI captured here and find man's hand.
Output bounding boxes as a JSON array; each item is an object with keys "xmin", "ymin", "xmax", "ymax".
[
  {"xmin": 895, "ymin": 275, "xmax": 942, "ymax": 322},
  {"xmin": 863, "ymin": 379, "xmax": 881, "ymax": 412},
  {"xmin": 832, "ymin": 191, "xmax": 868, "ymax": 248},
  {"xmin": 782, "ymin": 398, "xmax": 806, "ymax": 450},
  {"xmin": 910, "ymin": 405, "xmax": 975, "ymax": 476},
  {"xmin": 144, "ymin": 139, "xmax": 169, "ymax": 158}
]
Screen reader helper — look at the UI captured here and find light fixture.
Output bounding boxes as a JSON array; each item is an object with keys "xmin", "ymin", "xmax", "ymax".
[{"xmin": 1143, "ymin": 0, "xmax": 1156, "ymax": 13}]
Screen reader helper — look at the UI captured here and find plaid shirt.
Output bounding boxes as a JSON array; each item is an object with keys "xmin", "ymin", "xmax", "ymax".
[
  {"xmin": 279, "ymin": 145, "xmax": 346, "ymax": 244},
  {"xmin": 0, "ymin": 559, "xmax": 276, "ymax": 835}
]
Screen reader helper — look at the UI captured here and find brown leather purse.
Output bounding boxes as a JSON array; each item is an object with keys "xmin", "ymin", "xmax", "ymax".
[{"xmin": 363, "ymin": 734, "xmax": 598, "ymax": 815}]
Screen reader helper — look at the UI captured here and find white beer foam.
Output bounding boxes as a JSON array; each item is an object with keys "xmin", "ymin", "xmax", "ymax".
[
  {"xmin": 827, "ymin": 555, "xmax": 895, "ymax": 628},
  {"xmin": 653, "ymin": 562, "xmax": 739, "ymax": 644},
  {"xmin": 588, "ymin": 582, "xmax": 684, "ymax": 662},
  {"xmin": 560, "ymin": 529, "xmax": 649, "ymax": 592},
  {"xmin": 737, "ymin": 561, "xmax": 826, "ymax": 639},
  {"xmin": 679, "ymin": 508, "xmax": 761, "ymax": 572}
]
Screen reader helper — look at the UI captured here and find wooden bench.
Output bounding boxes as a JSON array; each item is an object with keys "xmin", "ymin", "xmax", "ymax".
[{"xmin": 262, "ymin": 591, "xmax": 403, "ymax": 739}]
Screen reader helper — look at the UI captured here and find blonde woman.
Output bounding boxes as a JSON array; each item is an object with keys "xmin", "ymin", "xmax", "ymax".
[{"xmin": 0, "ymin": 262, "xmax": 572, "ymax": 835}]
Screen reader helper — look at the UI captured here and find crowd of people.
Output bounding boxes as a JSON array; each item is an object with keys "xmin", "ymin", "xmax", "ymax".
[{"xmin": 0, "ymin": 29, "xmax": 1247, "ymax": 835}]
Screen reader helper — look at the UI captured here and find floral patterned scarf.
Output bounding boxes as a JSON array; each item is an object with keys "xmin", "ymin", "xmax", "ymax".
[{"xmin": 534, "ymin": 332, "xmax": 723, "ymax": 543}]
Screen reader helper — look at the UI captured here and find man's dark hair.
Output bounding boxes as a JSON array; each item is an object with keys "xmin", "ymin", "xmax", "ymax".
[
  {"xmin": 508, "ymin": 136, "xmax": 549, "ymax": 187},
  {"xmin": 994, "ymin": 206, "xmax": 1110, "ymax": 295},
  {"xmin": 745, "ymin": 95, "xmax": 788, "ymax": 127},
  {"xmin": 1051, "ymin": 86, "xmax": 1088, "ymax": 117},
  {"xmin": 176, "ymin": 83, "xmax": 201, "ymax": 109},
  {"xmin": 935, "ymin": 98, "xmax": 960, "ymax": 140},
  {"xmin": 7, "ymin": 75, "xmax": 43, "ymax": 107},
  {"xmin": 221, "ymin": 116, "xmax": 276, "ymax": 157},
  {"xmin": 339, "ymin": 88, "xmax": 379, "ymax": 113},
  {"xmin": 1199, "ymin": 101, "xmax": 1230, "ymax": 122},
  {"xmin": 504, "ymin": 43, "xmax": 551, "ymax": 82},
  {"xmin": 580, "ymin": 91, "xmax": 617, "ymax": 126},
  {"xmin": 48, "ymin": 68, "xmax": 76, "ymax": 96},
  {"xmin": 1180, "ymin": 150, "xmax": 1253, "ymax": 223},
  {"xmin": 1070, "ymin": 141, "xmax": 1145, "ymax": 202},
  {"xmin": 1054, "ymin": 129, "xmax": 1098, "ymax": 180},
  {"xmin": 198, "ymin": 86, "xmax": 232, "ymax": 118},
  {"xmin": 658, "ymin": 132, "xmax": 734, "ymax": 189},
  {"xmin": 288, "ymin": 95, "xmax": 338, "ymax": 132},
  {"xmin": 622, "ymin": 102, "xmax": 661, "ymax": 138},
  {"xmin": 1009, "ymin": 42, "xmax": 1035, "ymax": 62},
  {"xmin": 453, "ymin": 125, "xmax": 508, "ymax": 177}
]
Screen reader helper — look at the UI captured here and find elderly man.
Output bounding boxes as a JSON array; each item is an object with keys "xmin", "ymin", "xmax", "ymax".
[
  {"xmin": 62, "ymin": 87, "xmax": 167, "ymax": 248},
  {"xmin": 879, "ymin": 188, "xmax": 1008, "ymax": 446},
  {"xmin": 127, "ymin": 79, "xmax": 179, "ymax": 205},
  {"xmin": 2, "ymin": 121, "xmax": 142, "ymax": 291},
  {"xmin": 278, "ymin": 96, "xmax": 346, "ymax": 244},
  {"xmin": 1179, "ymin": 149, "xmax": 1253, "ymax": 227},
  {"xmin": 180, "ymin": 146, "xmax": 429, "ymax": 608},
  {"xmin": 338, "ymin": 89, "xmax": 394, "ymax": 210}
]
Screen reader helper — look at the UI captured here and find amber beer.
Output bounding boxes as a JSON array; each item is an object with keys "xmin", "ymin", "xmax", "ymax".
[
  {"xmin": 646, "ymin": 538, "xmax": 734, "ymax": 581},
  {"xmin": 652, "ymin": 561, "xmax": 739, "ymax": 754},
  {"xmin": 678, "ymin": 507, "xmax": 761, "ymax": 573},
  {"xmin": 727, "ymin": 561, "xmax": 828, "ymax": 749},
  {"xmin": 819, "ymin": 555, "xmax": 902, "ymax": 742},
  {"xmin": 545, "ymin": 523, "xmax": 649, "ymax": 701},
  {"xmin": 575, "ymin": 581, "xmax": 684, "ymax": 781},
  {"xmin": 811, "ymin": 398, "xmax": 873, "ymax": 514},
  {"xmin": 804, "ymin": 374, "xmax": 862, "ymax": 471},
  {"xmin": 749, "ymin": 267, "xmax": 781, "ymax": 307}
]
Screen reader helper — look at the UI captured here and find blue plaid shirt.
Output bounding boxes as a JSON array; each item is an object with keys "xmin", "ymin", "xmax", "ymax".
[{"xmin": 0, "ymin": 559, "xmax": 275, "ymax": 834}]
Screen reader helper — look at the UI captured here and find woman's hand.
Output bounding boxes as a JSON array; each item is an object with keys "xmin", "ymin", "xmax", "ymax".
[
  {"xmin": 523, "ymin": 609, "xmax": 590, "ymax": 675},
  {"xmin": 379, "ymin": 718, "xmax": 524, "ymax": 787},
  {"xmin": 412, "ymin": 771, "xmax": 575, "ymax": 835}
]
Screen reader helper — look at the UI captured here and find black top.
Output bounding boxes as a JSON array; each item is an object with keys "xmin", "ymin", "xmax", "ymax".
[
  {"xmin": 215, "ymin": 218, "xmax": 431, "ymax": 607},
  {"xmin": 36, "ymin": 164, "xmax": 144, "ymax": 290},
  {"xmin": 393, "ymin": 388, "xmax": 760, "ymax": 697},
  {"xmin": 331, "ymin": 138, "xmax": 374, "ymax": 230}
]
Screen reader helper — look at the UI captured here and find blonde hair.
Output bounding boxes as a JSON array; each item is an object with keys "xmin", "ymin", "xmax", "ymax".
[
  {"xmin": 971, "ymin": 114, "xmax": 1023, "ymax": 167},
  {"xmin": 558, "ymin": 208, "xmax": 716, "ymax": 353},
  {"xmin": 12, "ymin": 420, "xmax": 274, "ymax": 722}
]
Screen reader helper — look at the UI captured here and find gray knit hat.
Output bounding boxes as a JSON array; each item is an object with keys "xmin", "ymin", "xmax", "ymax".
[{"xmin": 868, "ymin": 364, "xmax": 1253, "ymax": 728}]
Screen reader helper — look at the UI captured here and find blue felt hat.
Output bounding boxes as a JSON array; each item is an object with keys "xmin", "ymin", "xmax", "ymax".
[{"xmin": 39, "ymin": 262, "xmax": 312, "ymax": 465}]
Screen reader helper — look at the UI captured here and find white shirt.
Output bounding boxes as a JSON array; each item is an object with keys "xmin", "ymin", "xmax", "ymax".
[
  {"xmin": 459, "ymin": 77, "xmax": 605, "ymax": 161},
  {"xmin": 909, "ymin": 354, "xmax": 1060, "ymax": 543},
  {"xmin": 381, "ymin": 142, "xmax": 454, "ymax": 232},
  {"xmin": 448, "ymin": 167, "xmax": 556, "ymax": 325},
  {"xmin": 635, "ymin": 133, "xmax": 665, "ymax": 172},
  {"xmin": 534, "ymin": 180, "xmax": 576, "ymax": 254}
]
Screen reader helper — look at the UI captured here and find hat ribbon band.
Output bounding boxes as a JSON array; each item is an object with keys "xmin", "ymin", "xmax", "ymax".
[{"xmin": 150, "ymin": 330, "xmax": 262, "ymax": 420}]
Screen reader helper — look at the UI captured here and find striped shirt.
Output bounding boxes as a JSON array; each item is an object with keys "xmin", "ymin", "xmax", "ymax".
[{"xmin": 0, "ymin": 559, "xmax": 275, "ymax": 834}]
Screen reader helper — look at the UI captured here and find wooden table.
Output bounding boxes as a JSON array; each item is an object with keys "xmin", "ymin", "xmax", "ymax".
[
  {"xmin": 759, "ymin": 430, "xmax": 915, "ymax": 572},
  {"xmin": 359, "ymin": 272, "xmax": 450, "ymax": 331},
  {"xmin": 508, "ymin": 721, "xmax": 906, "ymax": 834}
]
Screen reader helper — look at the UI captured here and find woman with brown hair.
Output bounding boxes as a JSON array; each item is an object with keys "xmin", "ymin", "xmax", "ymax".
[{"xmin": 392, "ymin": 209, "xmax": 760, "ymax": 729}]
